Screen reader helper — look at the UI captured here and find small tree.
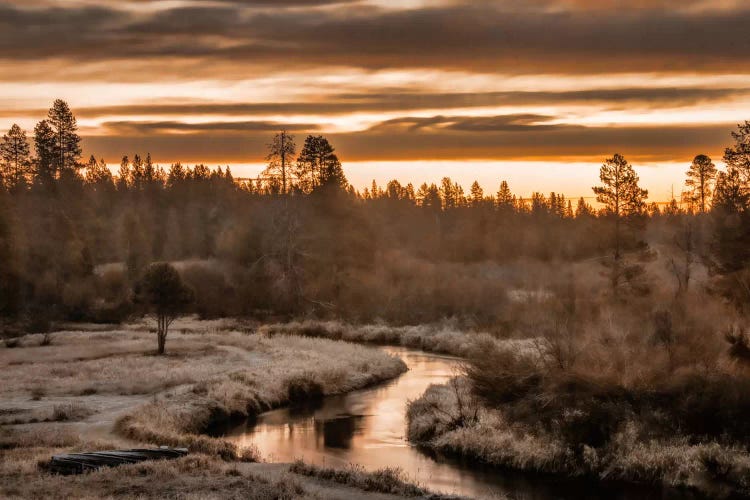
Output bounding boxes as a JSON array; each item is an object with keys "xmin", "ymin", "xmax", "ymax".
[{"xmin": 134, "ymin": 263, "xmax": 193, "ymax": 355}]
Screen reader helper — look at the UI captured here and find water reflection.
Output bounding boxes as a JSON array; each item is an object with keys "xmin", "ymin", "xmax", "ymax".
[{"xmin": 223, "ymin": 347, "xmax": 695, "ymax": 499}]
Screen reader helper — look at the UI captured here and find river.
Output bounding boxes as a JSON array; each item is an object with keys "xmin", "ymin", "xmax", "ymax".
[{"xmin": 222, "ymin": 347, "xmax": 695, "ymax": 499}]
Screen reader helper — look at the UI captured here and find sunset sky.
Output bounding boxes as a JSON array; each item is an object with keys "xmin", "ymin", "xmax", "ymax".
[{"xmin": 1, "ymin": 0, "xmax": 749, "ymax": 200}]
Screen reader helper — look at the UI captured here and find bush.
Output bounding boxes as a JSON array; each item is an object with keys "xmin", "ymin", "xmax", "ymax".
[
  {"xmin": 464, "ymin": 337, "xmax": 542, "ymax": 405},
  {"xmin": 50, "ymin": 403, "xmax": 93, "ymax": 422},
  {"xmin": 4, "ymin": 337, "xmax": 19, "ymax": 348},
  {"xmin": 286, "ymin": 375, "xmax": 324, "ymax": 403}
]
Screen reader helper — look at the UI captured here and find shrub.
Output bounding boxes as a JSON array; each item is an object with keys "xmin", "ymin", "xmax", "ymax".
[
  {"xmin": 464, "ymin": 337, "xmax": 542, "ymax": 405},
  {"xmin": 286, "ymin": 375, "xmax": 324, "ymax": 403},
  {"xmin": 50, "ymin": 403, "xmax": 93, "ymax": 422},
  {"xmin": 3, "ymin": 337, "xmax": 19, "ymax": 348}
]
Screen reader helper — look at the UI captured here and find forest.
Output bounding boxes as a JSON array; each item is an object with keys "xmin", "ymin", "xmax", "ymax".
[{"xmin": 1, "ymin": 100, "xmax": 749, "ymax": 332}]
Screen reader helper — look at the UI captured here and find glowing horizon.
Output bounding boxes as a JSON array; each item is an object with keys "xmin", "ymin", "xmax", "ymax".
[{"xmin": 2, "ymin": 0, "xmax": 748, "ymax": 200}]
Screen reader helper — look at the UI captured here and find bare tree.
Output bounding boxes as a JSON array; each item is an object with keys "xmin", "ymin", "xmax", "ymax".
[
  {"xmin": 667, "ymin": 217, "xmax": 695, "ymax": 296},
  {"xmin": 265, "ymin": 131, "xmax": 296, "ymax": 195}
]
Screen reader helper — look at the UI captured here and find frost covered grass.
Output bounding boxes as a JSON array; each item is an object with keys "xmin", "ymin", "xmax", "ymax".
[
  {"xmin": 116, "ymin": 333, "xmax": 406, "ymax": 459},
  {"xmin": 259, "ymin": 319, "xmax": 536, "ymax": 358},
  {"xmin": 0, "ymin": 320, "xmax": 409, "ymax": 498},
  {"xmin": 1, "ymin": 321, "xmax": 406, "ymax": 462},
  {"xmin": 289, "ymin": 460, "xmax": 447, "ymax": 498}
]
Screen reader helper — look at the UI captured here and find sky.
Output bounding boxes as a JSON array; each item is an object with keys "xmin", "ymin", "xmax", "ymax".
[{"xmin": 1, "ymin": 0, "xmax": 749, "ymax": 200}]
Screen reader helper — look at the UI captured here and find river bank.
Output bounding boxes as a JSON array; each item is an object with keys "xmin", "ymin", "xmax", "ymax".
[{"xmin": 407, "ymin": 377, "xmax": 750, "ymax": 498}]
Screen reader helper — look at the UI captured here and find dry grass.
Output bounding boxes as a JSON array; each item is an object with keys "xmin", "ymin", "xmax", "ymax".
[
  {"xmin": 290, "ymin": 460, "xmax": 457, "ymax": 498},
  {"xmin": 259, "ymin": 319, "xmax": 536, "ymax": 358}
]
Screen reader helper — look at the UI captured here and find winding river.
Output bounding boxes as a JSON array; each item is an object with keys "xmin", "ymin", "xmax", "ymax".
[{"xmin": 223, "ymin": 347, "xmax": 694, "ymax": 499}]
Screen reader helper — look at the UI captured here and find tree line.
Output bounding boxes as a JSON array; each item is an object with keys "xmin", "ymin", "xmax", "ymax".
[{"xmin": 1, "ymin": 100, "xmax": 749, "ymax": 328}]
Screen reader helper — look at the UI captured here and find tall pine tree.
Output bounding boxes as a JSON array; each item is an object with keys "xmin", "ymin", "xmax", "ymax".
[{"xmin": 47, "ymin": 99, "xmax": 82, "ymax": 176}]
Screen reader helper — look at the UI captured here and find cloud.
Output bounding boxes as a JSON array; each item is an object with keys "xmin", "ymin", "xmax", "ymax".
[
  {"xmin": 2, "ymin": 86, "xmax": 744, "ymax": 120},
  {"xmin": 369, "ymin": 114, "xmax": 571, "ymax": 133},
  {"xmin": 82, "ymin": 118, "xmax": 735, "ymax": 164},
  {"xmin": 101, "ymin": 120, "xmax": 318, "ymax": 135},
  {"xmin": 1, "ymin": 1, "xmax": 750, "ymax": 75}
]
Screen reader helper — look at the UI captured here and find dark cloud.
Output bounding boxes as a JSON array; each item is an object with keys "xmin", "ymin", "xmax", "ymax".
[
  {"xmin": 1, "ymin": 2, "xmax": 750, "ymax": 74},
  {"xmin": 369, "ymin": 114, "xmax": 572, "ymax": 133},
  {"xmin": 3, "ymin": 87, "xmax": 743, "ymax": 120},
  {"xmin": 82, "ymin": 119, "xmax": 734, "ymax": 163},
  {"xmin": 101, "ymin": 120, "xmax": 318, "ymax": 134}
]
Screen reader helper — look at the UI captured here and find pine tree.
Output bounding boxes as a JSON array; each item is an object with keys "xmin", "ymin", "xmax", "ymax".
[
  {"xmin": 496, "ymin": 180, "xmax": 514, "ymax": 212},
  {"xmin": 685, "ymin": 154, "xmax": 717, "ymax": 213},
  {"xmin": 711, "ymin": 168, "xmax": 750, "ymax": 273},
  {"xmin": 404, "ymin": 183, "xmax": 415, "ymax": 202},
  {"xmin": 117, "ymin": 155, "xmax": 131, "ymax": 191},
  {"xmin": 592, "ymin": 154, "xmax": 648, "ymax": 260},
  {"xmin": 724, "ymin": 121, "xmax": 750, "ymax": 183},
  {"xmin": 575, "ymin": 197, "xmax": 593, "ymax": 217},
  {"xmin": 167, "ymin": 162, "xmax": 186, "ymax": 188},
  {"xmin": 565, "ymin": 199, "xmax": 574, "ymax": 218},
  {"xmin": 371, "ymin": 180, "xmax": 381, "ymax": 199},
  {"xmin": 417, "ymin": 183, "xmax": 441, "ymax": 211},
  {"xmin": 664, "ymin": 198, "xmax": 681, "ymax": 216},
  {"xmin": 713, "ymin": 168, "xmax": 748, "ymax": 214},
  {"xmin": 33, "ymin": 120, "xmax": 56, "ymax": 184},
  {"xmin": 143, "ymin": 153, "xmax": 155, "ymax": 184},
  {"xmin": 47, "ymin": 99, "xmax": 82, "ymax": 174},
  {"xmin": 470, "ymin": 180, "xmax": 484, "ymax": 206},
  {"xmin": 440, "ymin": 177, "xmax": 458, "ymax": 209},
  {"xmin": 84, "ymin": 155, "xmax": 114, "ymax": 189},
  {"xmin": 0, "ymin": 124, "xmax": 31, "ymax": 189},
  {"xmin": 295, "ymin": 135, "xmax": 346, "ymax": 192},
  {"xmin": 386, "ymin": 180, "xmax": 404, "ymax": 200},
  {"xmin": 131, "ymin": 154, "xmax": 144, "ymax": 189}
]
